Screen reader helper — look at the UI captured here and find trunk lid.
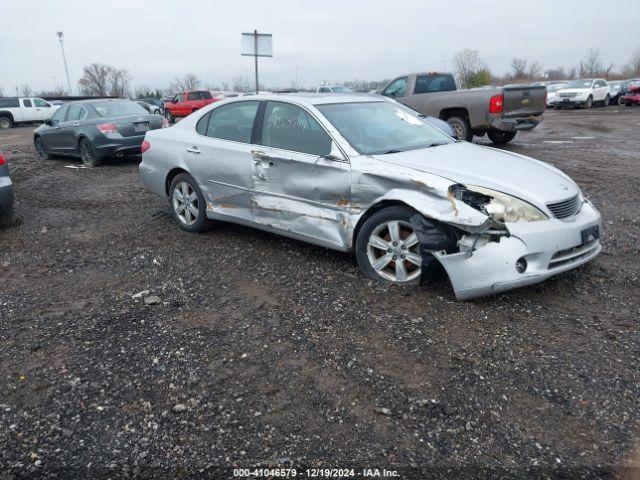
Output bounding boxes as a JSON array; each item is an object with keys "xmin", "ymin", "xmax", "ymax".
[
  {"xmin": 502, "ymin": 85, "xmax": 546, "ymax": 117},
  {"xmin": 111, "ymin": 114, "xmax": 164, "ymax": 137}
]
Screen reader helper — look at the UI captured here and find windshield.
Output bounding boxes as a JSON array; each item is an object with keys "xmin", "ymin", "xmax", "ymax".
[
  {"xmin": 547, "ymin": 84, "xmax": 566, "ymax": 92},
  {"xmin": 317, "ymin": 101, "xmax": 454, "ymax": 155},
  {"xmin": 331, "ymin": 86, "xmax": 352, "ymax": 93},
  {"xmin": 565, "ymin": 80, "xmax": 593, "ymax": 89},
  {"xmin": 92, "ymin": 101, "xmax": 148, "ymax": 117}
]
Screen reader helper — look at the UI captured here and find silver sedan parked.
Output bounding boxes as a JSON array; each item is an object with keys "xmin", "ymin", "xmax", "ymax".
[{"xmin": 139, "ymin": 94, "xmax": 602, "ymax": 300}]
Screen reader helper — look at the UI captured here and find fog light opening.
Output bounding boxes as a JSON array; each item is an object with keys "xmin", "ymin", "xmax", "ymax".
[{"xmin": 515, "ymin": 257, "xmax": 528, "ymax": 274}]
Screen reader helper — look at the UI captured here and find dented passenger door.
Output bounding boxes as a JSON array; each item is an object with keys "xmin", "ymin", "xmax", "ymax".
[{"xmin": 250, "ymin": 101, "xmax": 351, "ymax": 249}]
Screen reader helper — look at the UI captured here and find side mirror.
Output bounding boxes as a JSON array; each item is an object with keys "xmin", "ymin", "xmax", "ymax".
[{"xmin": 45, "ymin": 119, "xmax": 53, "ymax": 126}]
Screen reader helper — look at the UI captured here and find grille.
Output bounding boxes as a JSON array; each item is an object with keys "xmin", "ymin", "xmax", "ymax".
[
  {"xmin": 560, "ymin": 92, "xmax": 577, "ymax": 98},
  {"xmin": 546, "ymin": 195, "xmax": 582, "ymax": 219}
]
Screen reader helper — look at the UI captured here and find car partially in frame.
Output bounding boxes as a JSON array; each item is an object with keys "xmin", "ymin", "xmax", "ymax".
[
  {"xmin": 139, "ymin": 94, "xmax": 602, "ymax": 300},
  {"xmin": 33, "ymin": 99, "xmax": 165, "ymax": 166}
]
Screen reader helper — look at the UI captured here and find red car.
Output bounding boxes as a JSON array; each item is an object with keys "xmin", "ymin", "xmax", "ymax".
[
  {"xmin": 164, "ymin": 90, "xmax": 217, "ymax": 123},
  {"xmin": 621, "ymin": 85, "xmax": 640, "ymax": 106}
]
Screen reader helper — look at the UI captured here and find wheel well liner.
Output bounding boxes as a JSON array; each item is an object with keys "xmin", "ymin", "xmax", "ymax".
[
  {"xmin": 353, "ymin": 200, "xmax": 415, "ymax": 244},
  {"xmin": 165, "ymin": 168, "xmax": 188, "ymax": 196},
  {"xmin": 439, "ymin": 107, "xmax": 469, "ymax": 121}
]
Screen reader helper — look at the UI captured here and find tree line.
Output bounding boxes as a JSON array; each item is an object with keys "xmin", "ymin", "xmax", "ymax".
[{"xmin": 8, "ymin": 47, "xmax": 640, "ymax": 98}]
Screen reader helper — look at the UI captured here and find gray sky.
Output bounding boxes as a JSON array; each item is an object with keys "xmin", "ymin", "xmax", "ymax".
[{"xmin": 2, "ymin": 0, "xmax": 639, "ymax": 95}]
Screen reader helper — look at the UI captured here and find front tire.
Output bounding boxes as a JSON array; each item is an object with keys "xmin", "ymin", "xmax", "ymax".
[
  {"xmin": 356, "ymin": 206, "xmax": 423, "ymax": 286},
  {"xmin": 79, "ymin": 138, "xmax": 100, "ymax": 167},
  {"xmin": 169, "ymin": 173, "xmax": 212, "ymax": 232},
  {"xmin": 446, "ymin": 116, "xmax": 473, "ymax": 142},
  {"xmin": 584, "ymin": 96, "xmax": 593, "ymax": 109},
  {"xmin": 34, "ymin": 136, "xmax": 51, "ymax": 160},
  {"xmin": 487, "ymin": 130, "xmax": 517, "ymax": 144},
  {"xmin": 165, "ymin": 110, "xmax": 175, "ymax": 124}
]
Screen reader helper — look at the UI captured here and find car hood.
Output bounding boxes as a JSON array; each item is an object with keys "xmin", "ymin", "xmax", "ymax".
[
  {"xmin": 558, "ymin": 88, "xmax": 591, "ymax": 95},
  {"xmin": 371, "ymin": 142, "xmax": 580, "ymax": 207}
]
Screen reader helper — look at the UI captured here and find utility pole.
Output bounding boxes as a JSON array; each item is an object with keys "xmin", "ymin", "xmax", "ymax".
[
  {"xmin": 57, "ymin": 32, "xmax": 72, "ymax": 95},
  {"xmin": 253, "ymin": 30, "xmax": 259, "ymax": 93}
]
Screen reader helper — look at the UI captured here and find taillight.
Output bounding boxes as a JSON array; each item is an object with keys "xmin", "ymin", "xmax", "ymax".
[
  {"xmin": 162, "ymin": 118, "xmax": 169, "ymax": 128},
  {"xmin": 489, "ymin": 94, "xmax": 504, "ymax": 114},
  {"xmin": 0, "ymin": 152, "xmax": 6, "ymax": 166},
  {"xmin": 97, "ymin": 123, "xmax": 118, "ymax": 134},
  {"xmin": 141, "ymin": 140, "xmax": 150, "ymax": 154}
]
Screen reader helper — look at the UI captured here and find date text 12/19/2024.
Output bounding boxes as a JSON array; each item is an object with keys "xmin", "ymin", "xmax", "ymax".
[{"xmin": 233, "ymin": 468, "xmax": 400, "ymax": 477}]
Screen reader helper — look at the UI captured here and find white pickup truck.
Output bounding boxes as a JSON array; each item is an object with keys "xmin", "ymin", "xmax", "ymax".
[{"xmin": 0, "ymin": 97, "xmax": 57, "ymax": 129}]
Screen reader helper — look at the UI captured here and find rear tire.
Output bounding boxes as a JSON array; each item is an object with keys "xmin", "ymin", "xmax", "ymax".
[
  {"xmin": 601, "ymin": 95, "xmax": 609, "ymax": 107},
  {"xmin": 79, "ymin": 138, "xmax": 100, "ymax": 167},
  {"xmin": 0, "ymin": 116, "xmax": 13, "ymax": 129},
  {"xmin": 168, "ymin": 173, "xmax": 213, "ymax": 233},
  {"xmin": 617, "ymin": 96, "xmax": 623, "ymax": 106},
  {"xmin": 34, "ymin": 136, "xmax": 51, "ymax": 160},
  {"xmin": 446, "ymin": 116, "xmax": 472, "ymax": 142},
  {"xmin": 487, "ymin": 130, "xmax": 517, "ymax": 144}
]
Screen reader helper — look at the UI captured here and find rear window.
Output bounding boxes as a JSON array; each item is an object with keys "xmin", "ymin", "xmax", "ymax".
[
  {"xmin": 414, "ymin": 75, "xmax": 456, "ymax": 94},
  {"xmin": 188, "ymin": 91, "xmax": 213, "ymax": 100},
  {"xmin": 0, "ymin": 98, "xmax": 20, "ymax": 108},
  {"xmin": 92, "ymin": 101, "xmax": 148, "ymax": 117}
]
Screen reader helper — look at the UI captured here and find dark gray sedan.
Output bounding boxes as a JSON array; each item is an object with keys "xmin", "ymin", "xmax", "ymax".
[
  {"xmin": 0, "ymin": 150, "xmax": 15, "ymax": 227},
  {"xmin": 33, "ymin": 99, "xmax": 165, "ymax": 166}
]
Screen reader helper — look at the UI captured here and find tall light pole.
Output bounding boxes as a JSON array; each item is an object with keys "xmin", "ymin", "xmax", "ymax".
[{"xmin": 57, "ymin": 32, "xmax": 72, "ymax": 95}]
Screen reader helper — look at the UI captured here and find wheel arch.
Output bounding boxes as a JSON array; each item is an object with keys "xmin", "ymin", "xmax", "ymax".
[
  {"xmin": 352, "ymin": 200, "xmax": 415, "ymax": 246},
  {"xmin": 165, "ymin": 167, "xmax": 190, "ymax": 196},
  {"xmin": 438, "ymin": 107, "xmax": 470, "ymax": 121}
]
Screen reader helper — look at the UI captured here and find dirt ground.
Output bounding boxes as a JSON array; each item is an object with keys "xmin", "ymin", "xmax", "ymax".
[{"xmin": 1, "ymin": 106, "xmax": 639, "ymax": 479}]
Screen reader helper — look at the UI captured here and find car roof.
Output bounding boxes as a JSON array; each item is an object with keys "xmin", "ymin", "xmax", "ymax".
[{"xmin": 226, "ymin": 92, "xmax": 386, "ymax": 107}]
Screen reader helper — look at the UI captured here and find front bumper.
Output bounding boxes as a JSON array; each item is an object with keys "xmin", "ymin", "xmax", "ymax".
[
  {"xmin": 0, "ymin": 176, "xmax": 15, "ymax": 216},
  {"xmin": 434, "ymin": 201, "xmax": 602, "ymax": 300},
  {"xmin": 557, "ymin": 97, "xmax": 588, "ymax": 107},
  {"xmin": 488, "ymin": 114, "xmax": 543, "ymax": 132},
  {"xmin": 93, "ymin": 134, "xmax": 146, "ymax": 158}
]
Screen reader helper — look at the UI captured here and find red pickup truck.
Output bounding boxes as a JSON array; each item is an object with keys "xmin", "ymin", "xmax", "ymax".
[{"xmin": 164, "ymin": 90, "xmax": 217, "ymax": 123}]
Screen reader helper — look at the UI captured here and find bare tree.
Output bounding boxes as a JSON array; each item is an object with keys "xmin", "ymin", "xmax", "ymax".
[
  {"xmin": 510, "ymin": 58, "xmax": 528, "ymax": 79},
  {"xmin": 231, "ymin": 74, "xmax": 251, "ymax": 92},
  {"xmin": 78, "ymin": 63, "xmax": 114, "ymax": 96},
  {"xmin": 169, "ymin": 73, "xmax": 200, "ymax": 93},
  {"xmin": 528, "ymin": 61, "xmax": 543, "ymax": 79},
  {"xmin": 110, "ymin": 68, "xmax": 132, "ymax": 97},
  {"xmin": 0, "ymin": 87, "xmax": 3, "ymax": 97},
  {"xmin": 578, "ymin": 49, "xmax": 613, "ymax": 77},
  {"xmin": 20, "ymin": 84, "xmax": 33, "ymax": 97},
  {"xmin": 623, "ymin": 48, "xmax": 640, "ymax": 76},
  {"xmin": 545, "ymin": 67, "xmax": 566, "ymax": 81},
  {"xmin": 454, "ymin": 49, "xmax": 485, "ymax": 88}
]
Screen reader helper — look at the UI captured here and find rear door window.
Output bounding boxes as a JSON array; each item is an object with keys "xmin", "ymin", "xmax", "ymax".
[
  {"xmin": 382, "ymin": 77, "xmax": 407, "ymax": 98},
  {"xmin": 414, "ymin": 75, "xmax": 456, "ymax": 93},
  {"xmin": 204, "ymin": 101, "xmax": 259, "ymax": 143},
  {"xmin": 51, "ymin": 105, "xmax": 68, "ymax": 123},
  {"xmin": 67, "ymin": 105, "xmax": 86, "ymax": 121},
  {"xmin": 260, "ymin": 101, "xmax": 332, "ymax": 156},
  {"xmin": 23, "ymin": 99, "xmax": 32, "ymax": 108}
]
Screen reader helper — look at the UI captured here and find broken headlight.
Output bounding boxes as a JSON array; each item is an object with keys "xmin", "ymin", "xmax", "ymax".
[{"xmin": 451, "ymin": 184, "xmax": 548, "ymax": 223}]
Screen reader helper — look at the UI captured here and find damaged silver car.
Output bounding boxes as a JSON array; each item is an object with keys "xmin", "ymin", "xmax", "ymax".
[{"xmin": 139, "ymin": 94, "xmax": 602, "ymax": 299}]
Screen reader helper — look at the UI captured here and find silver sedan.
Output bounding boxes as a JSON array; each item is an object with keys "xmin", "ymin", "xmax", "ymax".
[{"xmin": 139, "ymin": 94, "xmax": 602, "ymax": 299}]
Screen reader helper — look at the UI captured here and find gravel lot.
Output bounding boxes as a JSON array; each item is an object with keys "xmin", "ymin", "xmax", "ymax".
[{"xmin": 1, "ymin": 107, "xmax": 639, "ymax": 479}]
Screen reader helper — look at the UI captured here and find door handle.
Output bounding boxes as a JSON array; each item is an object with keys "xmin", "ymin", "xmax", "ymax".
[
  {"xmin": 72, "ymin": 123, "xmax": 80, "ymax": 126},
  {"xmin": 251, "ymin": 149, "xmax": 267, "ymax": 158},
  {"xmin": 186, "ymin": 146, "xmax": 200, "ymax": 154}
]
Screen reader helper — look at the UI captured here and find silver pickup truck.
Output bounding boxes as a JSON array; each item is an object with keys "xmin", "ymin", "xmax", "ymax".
[{"xmin": 381, "ymin": 73, "xmax": 546, "ymax": 144}]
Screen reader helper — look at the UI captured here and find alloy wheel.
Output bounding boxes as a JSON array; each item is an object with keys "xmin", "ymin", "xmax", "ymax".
[
  {"xmin": 0, "ymin": 118, "xmax": 10, "ymax": 129},
  {"xmin": 366, "ymin": 220, "xmax": 422, "ymax": 282},
  {"xmin": 172, "ymin": 181, "xmax": 199, "ymax": 226},
  {"xmin": 35, "ymin": 138, "xmax": 47, "ymax": 159}
]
